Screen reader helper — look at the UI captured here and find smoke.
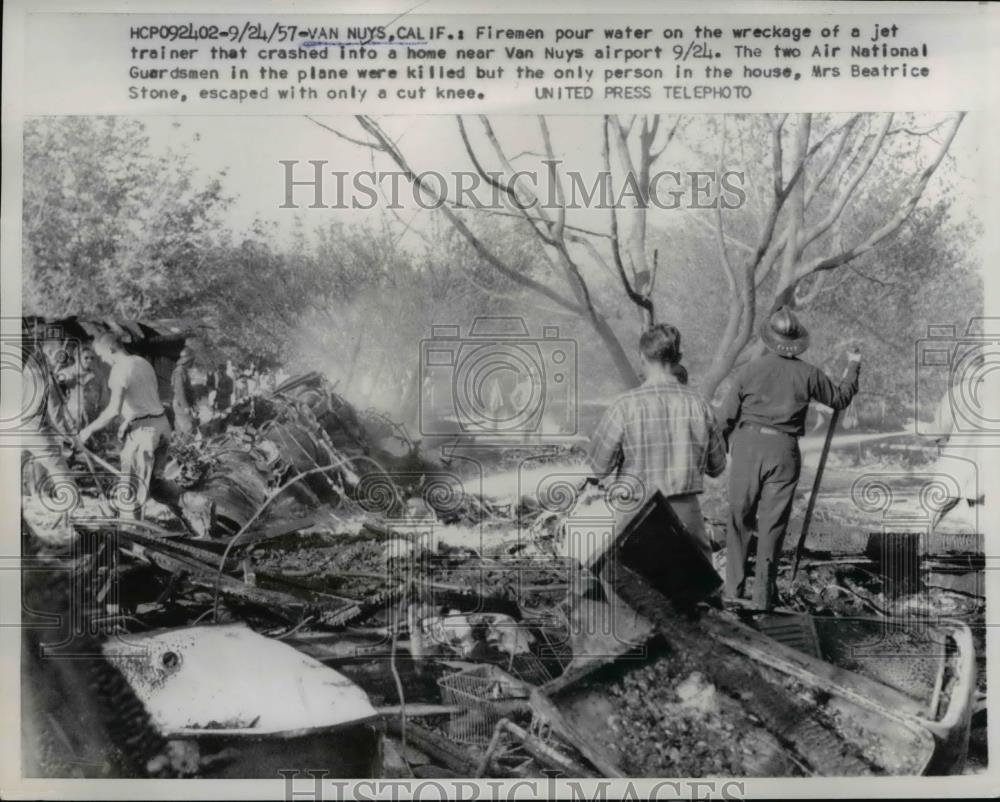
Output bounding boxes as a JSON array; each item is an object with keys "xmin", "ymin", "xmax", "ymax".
[{"xmin": 288, "ymin": 289, "xmax": 421, "ymax": 427}]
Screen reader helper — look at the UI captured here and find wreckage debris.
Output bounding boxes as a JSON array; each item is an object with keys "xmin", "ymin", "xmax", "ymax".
[
  {"xmin": 170, "ymin": 373, "xmax": 375, "ymax": 536},
  {"xmin": 23, "ymin": 516, "xmax": 981, "ymax": 779},
  {"xmin": 437, "ymin": 664, "xmax": 530, "ymax": 744},
  {"xmin": 21, "ymin": 370, "xmax": 984, "ymax": 780}
]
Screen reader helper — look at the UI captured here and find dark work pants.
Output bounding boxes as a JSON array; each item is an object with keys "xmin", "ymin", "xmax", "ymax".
[{"xmin": 725, "ymin": 427, "xmax": 801, "ymax": 609}]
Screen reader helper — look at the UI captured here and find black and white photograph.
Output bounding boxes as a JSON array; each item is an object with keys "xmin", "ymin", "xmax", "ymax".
[{"xmin": 3, "ymin": 1, "xmax": 998, "ymax": 798}]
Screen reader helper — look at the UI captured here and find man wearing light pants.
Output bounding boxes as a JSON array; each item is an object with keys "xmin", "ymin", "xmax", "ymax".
[{"xmin": 80, "ymin": 332, "xmax": 173, "ymax": 519}]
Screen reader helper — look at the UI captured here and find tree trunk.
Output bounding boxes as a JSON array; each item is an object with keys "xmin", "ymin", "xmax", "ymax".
[
  {"xmin": 588, "ymin": 311, "xmax": 639, "ymax": 388},
  {"xmin": 701, "ymin": 350, "xmax": 739, "ymax": 400},
  {"xmin": 701, "ymin": 116, "xmax": 811, "ymax": 401}
]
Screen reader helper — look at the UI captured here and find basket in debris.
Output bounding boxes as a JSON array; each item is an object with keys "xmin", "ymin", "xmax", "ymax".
[{"xmin": 437, "ymin": 664, "xmax": 527, "ymax": 744}]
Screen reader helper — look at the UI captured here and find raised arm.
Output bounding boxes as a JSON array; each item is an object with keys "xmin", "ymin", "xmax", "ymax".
[{"xmin": 809, "ymin": 351, "xmax": 861, "ymax": 411}]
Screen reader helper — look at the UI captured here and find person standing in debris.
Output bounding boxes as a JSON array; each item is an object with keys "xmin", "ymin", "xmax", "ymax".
[
  {"xmin": 244, "ymin": 362, "xmax": 260, "ymax": 397},
  {"xmin": 21, "ymin": 338, "xmax": 73, "ymax": 505},
  {"xmin": 234, "ymin": 363, "xmax": 257, "ymax": 400},
  {"xmin": 51, "ymin": 344, "xmax": 72, "ymax": 379},
  {"xmin": 481, "ymin": 371, "xmax": 507, "ymax": 434},
  {"xmin": 206, "ymin": 362, "xmax": 234, "ymax": 414},
  {"xmin": 260, "ymin": 370, "xmax": 276, "ymax": 396},
  {"xmin": 170, "ymin": 346, "xmax": 197, "ymax": 436},
  {"xmin": 232, "ymin": 371, "xmax": 246, "ymax": 403},
  {"xmin": 57, "ymin": 345, "xmax": 108, "ymax": 431},
  {"xmin": 79, "ymin": 333, "xmax": 173, "ymax": 518},
  {"xmin": 510, "ymin": 365, "xmax": 541, "ymax": 442},
  {"xmin": 719, "ymin": 307, "xmax": 861, "ymax": 610},
  {"xmin": 588, "ymin": 324, "xmax": 727, "ymax": 561}
]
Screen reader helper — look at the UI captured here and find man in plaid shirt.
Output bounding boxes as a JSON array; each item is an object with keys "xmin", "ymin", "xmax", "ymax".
[{"xmin": 588, "ymin": 324, "xmax": 727, "ymax": 559}]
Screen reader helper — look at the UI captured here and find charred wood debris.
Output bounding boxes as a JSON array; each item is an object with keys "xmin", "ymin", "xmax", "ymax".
[{"xmin": 22, "ymin": 372, "xmax": 985, "ymax": 779}]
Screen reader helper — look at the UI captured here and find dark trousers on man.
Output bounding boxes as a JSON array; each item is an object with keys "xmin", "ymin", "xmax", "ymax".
[{"xmin": 725, "ymin": 426, "xmax": 801, "ymax": 609}]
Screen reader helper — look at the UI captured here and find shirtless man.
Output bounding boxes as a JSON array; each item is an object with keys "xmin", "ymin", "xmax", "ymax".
[{"xmin": 79, "ymin": 333, "xmax": 173, "ymax": 518}]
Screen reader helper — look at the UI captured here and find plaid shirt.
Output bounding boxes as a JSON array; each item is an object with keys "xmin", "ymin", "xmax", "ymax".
[{"xmin": 588, "ymin": 378, "xmax": 727, "ymax": 497}]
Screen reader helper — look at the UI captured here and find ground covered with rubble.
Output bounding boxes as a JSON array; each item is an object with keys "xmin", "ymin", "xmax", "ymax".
[{"xmin": 21, "ymin": 374, "xmax": 987, "ymax": 779}]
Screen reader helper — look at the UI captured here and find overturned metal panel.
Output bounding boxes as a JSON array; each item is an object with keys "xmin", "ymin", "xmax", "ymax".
[
  {"xmin": 589, "ymin": 490, "xmax": 722, "ymax": 607},
  {"xmin": 102, "ymin": 623, "xmax": 378, "ymax": 738}
]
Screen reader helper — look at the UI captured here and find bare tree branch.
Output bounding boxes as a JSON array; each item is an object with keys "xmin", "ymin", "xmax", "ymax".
[
  {"xmin": 472, "ymin": 208, "xmax": 610, "ymax": 239},
  {"xmin": 479, "ymin": 116, "xmax": 554, "ymax": 227},
  {"xmin": 715, "ymin": 117, "xmax": 738, "ymax": 295},
  {"xmin": 886, "ymin": 119, "xmax": 952, "ymax": 138},
  {"xmin": 456, "ymin": 116, "xmax": 556, "ymax": 246},
  {"xmin": 795, "ymin": 112, "xmax": 965, "ymax": 280},
  {"xmin": 649, "ymin": 116, "xmax": 683, "ymax": 163},
  {"xmin": 747, "ymin": 114, "xmax": 802, "ymax": 269},
  {"xmin": 772, "ymin": 114, "xmax": 788, "ymax": 196},
  {"xmin": 805, "ymin": 115, "xmax": 859, "ymax": 207},
  {"xmin": 603, "ymin": 116, "xmax": 654, "ymax": 323},
  {"xmin": 566, "ymin": 229, "xmax": 624, "ymax": 283},
  {"xmin": 685, "ymin": 209, "xmax": 755, "ymax": 255},
  {"xmin": 794, "ymin": 271, "xmax": 827, "ymax": 306},
  {"xmin": 456, "ymin": 116, "xmax": 520, "ymax": 207},
  {"xmin": 353, "ymin": 115, "xmax": 583, "ymax": 314},
  {"xmin": 799, "ymin": 113, "xmax": 893, "ymax": 251},
  {"xmin": 305, "ymin": 116, "xmax": 384, "ymax": 150},
  {"xmin": 538, "ymin": 116, "xmax": 567, "ymax": 241},
  {"xmin": 457, "ymin": 115, "xmax": 621, "ymax": 324}
]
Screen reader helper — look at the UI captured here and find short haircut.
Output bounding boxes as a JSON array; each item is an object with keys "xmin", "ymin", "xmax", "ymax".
[
  {"xmin": 92, "ymin": 332, "xmax": 123, "ymax": 352},
  {"xmin": 639, "ymin": 324, "xmax": 682, "ymax": 365}
]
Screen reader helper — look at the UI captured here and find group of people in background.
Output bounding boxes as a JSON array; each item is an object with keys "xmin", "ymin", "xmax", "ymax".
[{"xmin": 173, "ymin": 353, "xmax": 283, "ymax": 433}]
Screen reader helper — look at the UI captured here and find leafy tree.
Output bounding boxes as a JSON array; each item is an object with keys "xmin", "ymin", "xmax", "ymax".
[{"xmin": 23, "ymin": 117, "xmax": 230, "ymax": 319}]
